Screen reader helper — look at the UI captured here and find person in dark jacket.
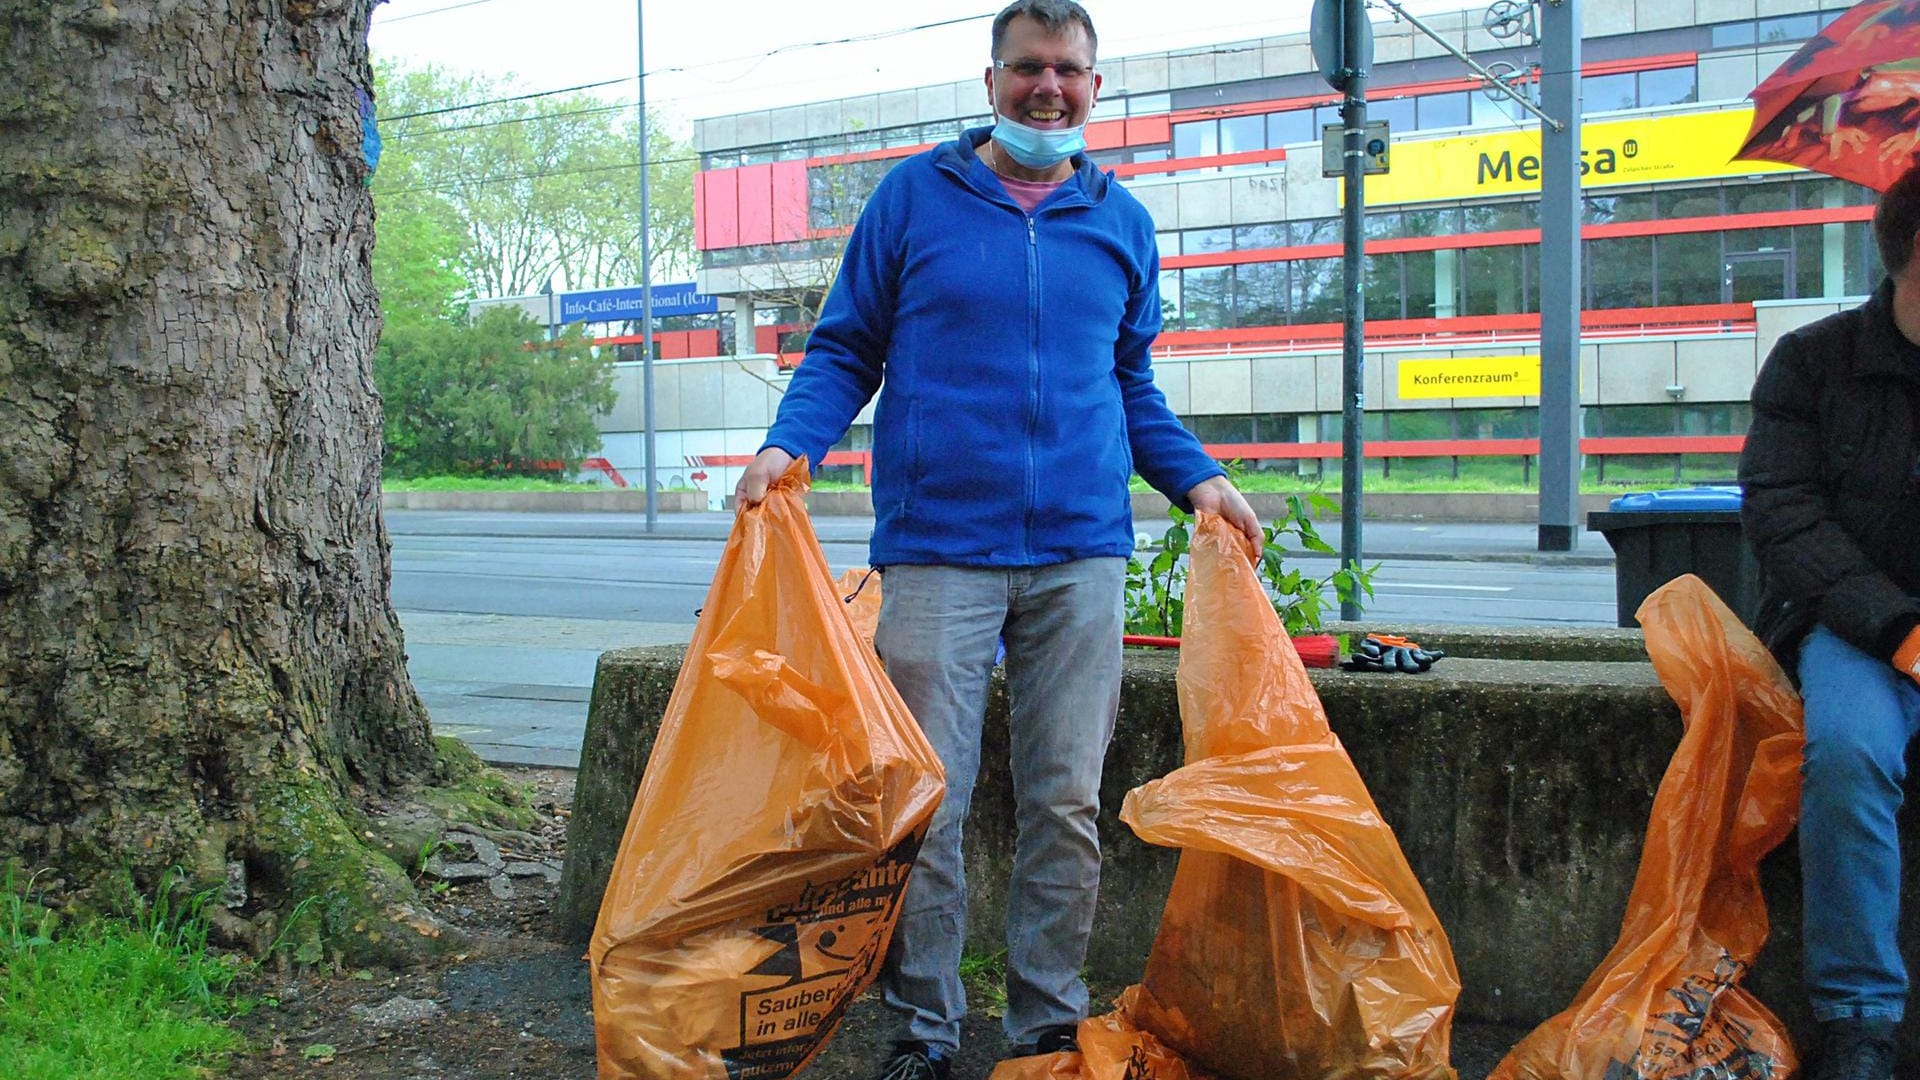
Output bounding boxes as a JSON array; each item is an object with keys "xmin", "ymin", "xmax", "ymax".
[
  {"xmin": 735, "ymin": 3, "xmax": 1257, "ymax": 1077},
  {"xmin": 1739, "ymin": 163, "xmax": 1920, "ymax": 1080}
]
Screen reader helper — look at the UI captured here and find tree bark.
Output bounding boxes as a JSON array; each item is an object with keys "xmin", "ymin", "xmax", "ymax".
[{"xmin": 0, "ymin": 0, "xmax": 445, "ymax": 960}]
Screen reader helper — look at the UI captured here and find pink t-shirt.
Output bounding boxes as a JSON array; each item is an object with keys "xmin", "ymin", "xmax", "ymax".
[{"xmin": 995, "ymin": 174, "xmax": 1065, "ymax": 214}]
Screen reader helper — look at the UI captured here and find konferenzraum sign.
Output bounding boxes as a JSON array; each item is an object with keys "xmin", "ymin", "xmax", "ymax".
[
  {"xmin": 558, "ymin": 282, "xmax": 717, "ymax": 325},
  {"xmin": 1357, "ymin": 107, "xmax": 1795, "ymax": 207},
  {"xmin": 1397, "ymin": 356, "xmax": 1541, "ymax": 400}
]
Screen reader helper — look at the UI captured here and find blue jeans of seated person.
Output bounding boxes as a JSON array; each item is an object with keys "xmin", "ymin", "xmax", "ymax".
[
  {"xmin": 1798, "ymin": 623, "xmax": 1920, "ymax": 1023},
  {"xmin": 873, "ymin": 559, "xmax": 1124, "ymax": 1052}
]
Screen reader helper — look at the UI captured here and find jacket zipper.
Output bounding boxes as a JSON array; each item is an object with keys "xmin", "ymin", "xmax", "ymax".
[{"xmin": 1024, "ymin": 212, "xmax": 1040, "ymax": 562}]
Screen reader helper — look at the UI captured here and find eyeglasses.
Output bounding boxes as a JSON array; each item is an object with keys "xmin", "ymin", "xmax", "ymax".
[{"xmin": 993, "ymin": 58, "xmax": 1094, "ymax": 84}]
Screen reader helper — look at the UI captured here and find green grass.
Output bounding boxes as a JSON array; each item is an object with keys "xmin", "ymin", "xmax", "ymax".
[
  {"xmin": 1, "ymin": 875, "xmax": 248, "ymax": 1080},
  {"xmin": 958, "ymin": 949, "xmax": 1010, "ymax": 1018},
  {"xmin": 383, "ymin": 474, "xmax": 610, "ymax": 492}
]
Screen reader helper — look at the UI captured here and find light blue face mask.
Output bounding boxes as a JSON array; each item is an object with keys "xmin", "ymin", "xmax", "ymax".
[{"xmin": 990, "ymin": 112, "xmax": 1086, "ymax": 170}]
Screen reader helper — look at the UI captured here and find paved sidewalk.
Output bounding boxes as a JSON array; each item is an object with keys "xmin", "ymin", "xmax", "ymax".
[{"xmin": 387, "ymin": 509, "xmax": 1619, "ymax": 566}]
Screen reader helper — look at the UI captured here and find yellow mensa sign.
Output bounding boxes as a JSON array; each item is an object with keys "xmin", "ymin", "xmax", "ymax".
[
  {"xmin": 1360, "ymin": 108, "xmax": 1796, "ymax": 207},
  {"xmin": 1398, "ymin": 355, "xmax": 1541, "ymax": 399}
]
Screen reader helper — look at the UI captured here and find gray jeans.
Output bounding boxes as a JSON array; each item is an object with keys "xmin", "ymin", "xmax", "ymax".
[{"xmin": 873, "ymin": 558, "xmax": 1125, "ymax": 1052}]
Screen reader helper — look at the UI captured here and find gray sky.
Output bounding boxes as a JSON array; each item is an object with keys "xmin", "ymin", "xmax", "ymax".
[{"xmin": 370, "ymin": 0, "xmax": 1479, "ymax": 131}]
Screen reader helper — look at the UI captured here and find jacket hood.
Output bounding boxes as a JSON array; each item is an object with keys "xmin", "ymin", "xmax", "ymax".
[{"xmin": 932, "ymin": 125, "xmax": 1113, "ymax": 204}]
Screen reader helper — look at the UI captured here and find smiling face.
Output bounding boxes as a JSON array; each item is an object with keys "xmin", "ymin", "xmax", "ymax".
[{"xmin": 985, "ymin": 13, "xmax": 1101, "ymax": 132}]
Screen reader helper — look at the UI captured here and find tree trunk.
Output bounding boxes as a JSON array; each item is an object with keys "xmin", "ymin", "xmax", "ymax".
[{"xmin": 0, "ymin": 0, "xmax": 446, "ymax": 960}]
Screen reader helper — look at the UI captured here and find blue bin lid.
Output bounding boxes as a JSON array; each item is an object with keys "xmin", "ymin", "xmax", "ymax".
[{"xmin": 1607, "ymin": 485, "xmax": 1743, "ymax": 512}]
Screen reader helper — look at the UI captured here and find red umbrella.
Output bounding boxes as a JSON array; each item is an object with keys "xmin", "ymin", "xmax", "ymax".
[{"xmin": 1736, "ymin": 0, "xmax": 1920, "ymax": 191}]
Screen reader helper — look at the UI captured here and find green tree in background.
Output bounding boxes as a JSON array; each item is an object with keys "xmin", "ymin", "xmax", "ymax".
[
  {"xmin": 378, "ymin": 308, "xmax": 616, "ymax": 476},
  {"xmin": 371, "ymin": 62, "xmax": 696, "ymax": 299},
  {"xmin": 372, "ymin": 186, "xmax": 469, "ymax": 338}
]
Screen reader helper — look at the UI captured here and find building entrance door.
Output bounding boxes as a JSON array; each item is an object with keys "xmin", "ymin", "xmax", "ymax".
[{"xmin": 1724, "ymin": 252, "xmax": 1792, "ymax": 304}]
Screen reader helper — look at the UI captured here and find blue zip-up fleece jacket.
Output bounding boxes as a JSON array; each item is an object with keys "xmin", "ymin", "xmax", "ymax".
[{"xmin": 761, "ymin": 127, "xmax": 1223, "ymax": 568}]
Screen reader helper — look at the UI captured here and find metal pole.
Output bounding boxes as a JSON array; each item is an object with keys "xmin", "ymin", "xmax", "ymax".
[
  {"xmin": 1537, "ymin": 0, "xmax": 1581, "ymax": 551},
  {"xmin": 1339, "ymin": 0, "xmax": 1368, "ymax": 619},
  {"xmin": 637, "ymin": 1, "xmax": 657, "ymax": 531}
]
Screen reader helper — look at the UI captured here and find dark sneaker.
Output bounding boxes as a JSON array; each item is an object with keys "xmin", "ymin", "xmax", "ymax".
[
  {"xmin": 872, "ymin": 1040, "xmax": 952, "ymax": 1080},
  {"xmin": 1010, "ymin": 1022, "xmax": 1080, "ymax": 1057},
  {"xmin": 1812, "ymin": 1018, "xmax": 1898, "ymax": 1080}
]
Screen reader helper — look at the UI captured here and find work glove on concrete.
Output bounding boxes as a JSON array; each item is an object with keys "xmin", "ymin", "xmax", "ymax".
[{"xmin": 1342, "ymin": 633, "xmax": 1445, "ymax": 674}]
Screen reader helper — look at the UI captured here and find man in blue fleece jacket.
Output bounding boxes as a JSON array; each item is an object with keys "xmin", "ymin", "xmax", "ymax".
[{"xmin": 736, "ymin": 3, "xmax": 1258, "ymax": 1076}]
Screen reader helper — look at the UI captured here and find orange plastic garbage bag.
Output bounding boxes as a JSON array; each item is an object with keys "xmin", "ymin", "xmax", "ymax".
[
  {"xmin": 1491, "ymin": 574, "xmax": 1804, "ymax": 1080},
  {"xmin": 994, "ymin": 514, "xmax": 1459, "ymax": 1080},
  {"xmin": 834, "ymin": 567, "xmax": 882, "ymax": 649},
  {"xmin": 588, "ymin": 459, "xmax": 945, "ymax": 1080}
]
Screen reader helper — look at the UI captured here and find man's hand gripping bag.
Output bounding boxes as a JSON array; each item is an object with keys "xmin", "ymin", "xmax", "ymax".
[
  {"xmin": 588, "ymin": 459, "xmax": 945, "ymax": 1079},
  {"xmin": 1491, "ymin": 574, "xmax": 1804, "ymax": 1080},
  {"xmin": 994, "ymin": 514, "xmax": 1460, "ymax": 1080}
]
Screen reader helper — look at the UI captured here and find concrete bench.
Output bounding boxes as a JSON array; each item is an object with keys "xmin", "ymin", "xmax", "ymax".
[{"xmin": 556, "ymin": 633, "xmax": 1855, "ymax": 1053}]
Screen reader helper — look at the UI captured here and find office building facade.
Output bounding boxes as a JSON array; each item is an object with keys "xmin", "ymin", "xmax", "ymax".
[{"xmin": 586, "ymin": 0, "xmax": 1873, "ymax": 505}]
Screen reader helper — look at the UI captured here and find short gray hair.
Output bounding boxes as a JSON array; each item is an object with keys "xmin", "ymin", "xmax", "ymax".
[{"xmin": 990, "ymin": 0, "xmax": 1098, "ymax": 62}]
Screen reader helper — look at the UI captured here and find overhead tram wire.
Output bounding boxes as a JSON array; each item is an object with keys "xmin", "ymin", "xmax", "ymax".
[
  {"xmin": 378, "ymin": 30, "xmax": 1485, "ymax": 144},
  {"xmin": 376, "ymin": 11, "xmax": 996, "ymax": 125},
  {"xmin": 376, "ymin": 0, "xmax": 506, "ymax": 24},
  {"xmin": 380, "ymin": 152, "xmax": 707, "ymax": 196}
]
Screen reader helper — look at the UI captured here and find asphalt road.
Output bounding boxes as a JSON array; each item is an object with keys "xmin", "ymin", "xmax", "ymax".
[{"xmin": 388, "ymin": 510, "xmax": 1621, "ymax": 765}]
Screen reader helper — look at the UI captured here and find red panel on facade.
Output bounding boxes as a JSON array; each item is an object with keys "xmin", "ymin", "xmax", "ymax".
[
  {"xmin": 707, "ymin": 169, "xmax": 740, "ymax": 249},
  {"xmin": 771, "ymin": 161, "xmax": 810, "ymax": 242},
  {"xmin": 736, "ymin": 164, "xmax": 774, "ymax": 246},
  {"xmin": 694, "ymin": 172, "xmax": 708, "ymax": 250},
  {"xmin": 688, "ymin": 329, "xmax": 722, "ymax": 357},
  {"xmin": 755, "ymin": 325, "xmax": 780, "ymax": 354},
  {"xmin": 1085, "ymin": 118, "xmax": 1126, "ymax": 150},
  {"xmin": 1124, "ymin": 116, "xmax": 1171, "ymax": 145},
  {"xmin": 658, "ymin": 331, "xmax": 690, "ymax": 360}
]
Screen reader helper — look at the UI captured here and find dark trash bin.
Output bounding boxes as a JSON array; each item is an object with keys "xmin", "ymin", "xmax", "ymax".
[{"xmin": 1586, "ymin": 486, "xmax": 1762, "ymax": 629}]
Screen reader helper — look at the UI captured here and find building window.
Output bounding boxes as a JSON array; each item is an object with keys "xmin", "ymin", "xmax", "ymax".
[
  {"xmin": 1460, "ymin": 245, "xmax": 1533, "ymax": 315},
  {"xmin": 1845, "ymin": 220, "xmax": 1883, "ymax": 294},
  {"xmin": 831, "ymin": 424, "xmax": 874, "ymax": 452},
  {"xmin": 1233, "ymin": 221, "xmax": 1287, "ymax": 250},
  {"xmin": 1183, "ymin": 266, "xmax": 1234, "ymax": 329},
  {"xmin": 1219, "ymin": 114, "xmax": 1265, "ymax": 159},
  {"xmin": 1159, "ymin": 269, "xmax": 1184, "ymax": 330},
  {"xmin": 1584, "ymin": 190, "xmax": 1660, "ymax": 224},
  {"xmin": 1291, "ymin": 217, "xmax": 1341, "ymax": 247},
  {"xmin": 1416, "ymin": 91, "xmax": 1470, "ymax": 130},
  {"xmin": 1457, "ymin": 407, "xmax": 1538, "ymax": 438},
  {"xmin": 1472, "ymin": 89, "xmax": 1529, "ymax": 129},
  {"xmin": 1234, "ymin": 261, "xmax": 1287, "ymax": 326},
  {"xmin": 1727, "ymin": 181, "xmax": 1791, "ymax": 215},
  {"xmin": 1655, "ymin": 232, "xmax": 1723, "ymax": 306},
  {"xmin": 1402, "ymin": 250, "xmax": 1440, "ymax": 319},
  {"xmin": 1637, "ymin": 66, "xmax": 1698, "ymax": 109},
  {"xmin": 1126, "ymin": 93, "xmax": 1171, "ymax": 116},
  {"xmin": 1582, "ymin": 72, "xmax": 1637, "ymax": 114},
  {"xmin": 1587, "ymin": 236, "xmax": 1655, "ymax": 310},
  {"xmin": 1172, "ymin": 120, "xmax": 1219, "ymax": 160},
  {"xmin": 1368, "ymin": 96, "xmax": 1416, "ymax": 133},
  {"xmin": 1364, "ymin": 253, "xmax": 1405, "ymax": 321},
  {"xmin": 1267, "ymin": 109, "xmax": 1314, "ymax": 148},
  {"xmin": 1186, "ymin": 414, "xmax": 1257, "ymax": 443},
  {"xmin": 1291, "ymin": 258, "xmax": 1342, "ymax": 323},
  {"xmin": 1185, "ymin": 227, "xmax": 1235, "ymax": 255},
  {"xmin": 1757, "ymin": 13, "xmax": 1820, "ymax": 44},
  {"xmin": 1708, "ymin": 21, "xmax": 1756, "ymax": 48}
]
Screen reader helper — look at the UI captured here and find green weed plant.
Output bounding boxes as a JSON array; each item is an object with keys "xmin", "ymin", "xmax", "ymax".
[
  {"xmin": 1, "ymin": 872, "xmax": 247, "ymax": 1080},
  {"xmin": 1126, "ymin": 486, "xmax": 1375, "ymax": 638}
]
